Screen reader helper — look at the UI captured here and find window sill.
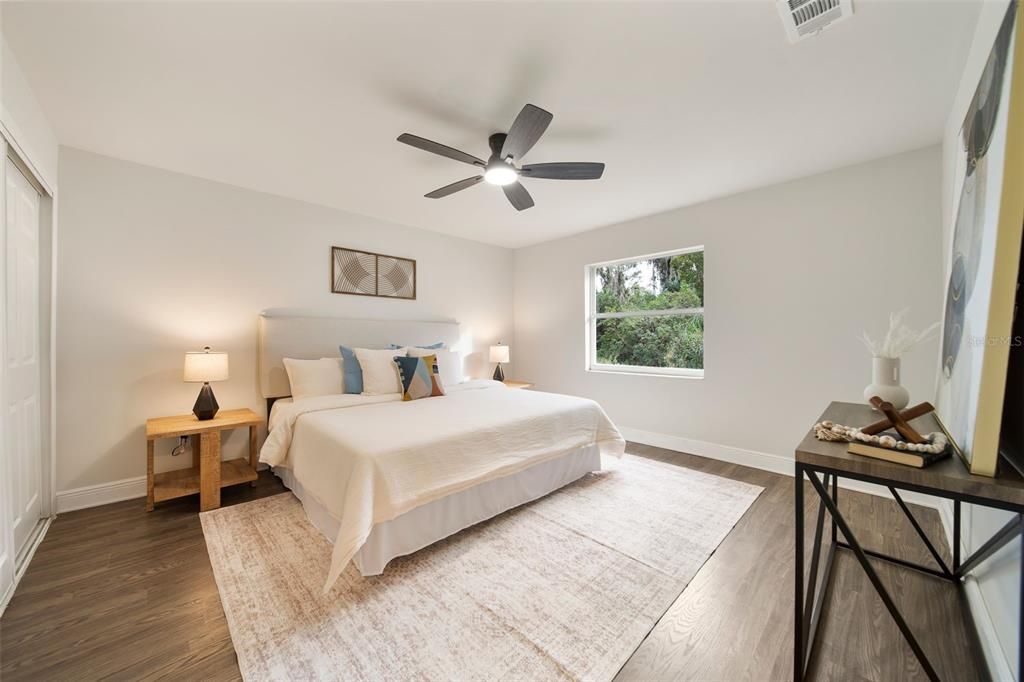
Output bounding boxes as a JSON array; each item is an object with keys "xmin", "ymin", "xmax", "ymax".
[{"xmin": 586, "ymin": 366, "xmax": 704, "ymax": 380}]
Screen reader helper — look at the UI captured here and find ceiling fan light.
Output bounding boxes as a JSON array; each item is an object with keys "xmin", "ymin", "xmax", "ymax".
[{"xmin": 484, "ymin": 165, "xmax": 518, "ymax": 186}]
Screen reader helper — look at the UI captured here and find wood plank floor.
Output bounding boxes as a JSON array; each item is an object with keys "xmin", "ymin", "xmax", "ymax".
[{"xmin": 1, "ymin": 443, "xmax": 987, "ymax": 681}]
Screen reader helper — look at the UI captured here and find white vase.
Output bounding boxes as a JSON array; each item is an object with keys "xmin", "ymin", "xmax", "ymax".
[{"xmin": 863, "ymin": 356, "xmax": 910, "ymax": 410}]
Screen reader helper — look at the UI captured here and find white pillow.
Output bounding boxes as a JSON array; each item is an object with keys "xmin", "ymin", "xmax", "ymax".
[
  {"xmin": 283, "ymin": 357, "xmax": 344, "ymax": 401},
  {"xmin": 439, "ymin": 349, "xmax": 465, "ymax": 389},
  {"xmin": 355, "ymin": 347, "xmax": 407, "ymax": 395},
  {"xmin": 406, "ymin": 347, "xmax": 463, "ymax": 389},
  {"xmin": 405, "ymin": 348, "xmax": 462, "ymax": 385}
]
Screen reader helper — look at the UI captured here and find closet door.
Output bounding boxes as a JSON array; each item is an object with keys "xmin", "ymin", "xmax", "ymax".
[
  {"xmin": 0, "ymin": 152, "xmax": 10, "ymax": 603},
  {"xmin": 5, "ymin": 155, "xmax": 42, "ymax": 563}
]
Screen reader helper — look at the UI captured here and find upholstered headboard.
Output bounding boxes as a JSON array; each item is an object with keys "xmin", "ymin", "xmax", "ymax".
[{"xmin": 258, "ymin": 309, "xmax": 461, "ymax": 399}]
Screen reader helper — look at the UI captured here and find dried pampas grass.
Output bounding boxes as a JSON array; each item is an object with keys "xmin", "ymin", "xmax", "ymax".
[{"xmin": 860, "ymin": 309, "xmax": 939, "ymax": 359}]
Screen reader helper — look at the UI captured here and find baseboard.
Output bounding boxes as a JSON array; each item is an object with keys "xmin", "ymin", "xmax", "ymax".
[
  {"xmin": 56, "ymin": 475, "xmax": 146, "ymax": 513},
  {"xmin": 936, "ymin": 499, "xmax": 1016, "ymax": 682},
  {"xmin": 620, "ymin": 426, "xmax": 793, "ymax": 474},
  {"xmin": 58, "ymin": 429, "xmax": 940, "ymax": 514},
  {"xmin": 619, "ymin": 426, "xmax": 945, "ymax": 510},
  {"xmin": 54, "ymin": 462, "xmax": 272, "ymax": 514}
]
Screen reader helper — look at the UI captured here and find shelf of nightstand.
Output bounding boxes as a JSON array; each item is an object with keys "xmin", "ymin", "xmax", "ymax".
[{"xmin": 152, "ymin": 458, "xmax": 257, "ymax": 504}]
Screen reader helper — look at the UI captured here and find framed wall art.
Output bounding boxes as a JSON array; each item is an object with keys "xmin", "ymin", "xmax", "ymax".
[
  {"xmin": 331, "ymin": 247, "xmax": 416, "ymax": 300},
  {"xmin": 936, "ymin": 1, "xmax": 1024, "ymax": 476}
]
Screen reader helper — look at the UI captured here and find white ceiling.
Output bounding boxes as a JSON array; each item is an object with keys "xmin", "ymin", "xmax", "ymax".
[{"xmin": 3, "ymin": 1, "xmax": 980, "ymax": 249}]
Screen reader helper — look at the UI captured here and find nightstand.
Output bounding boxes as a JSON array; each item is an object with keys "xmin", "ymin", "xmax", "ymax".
[
  {"xmin": 146, "ymin": 408, "xmax": 261, "ymax": 512},
  {"xmin": 502, "ymin": 380, "xmax": 534, "ymax": 390}
]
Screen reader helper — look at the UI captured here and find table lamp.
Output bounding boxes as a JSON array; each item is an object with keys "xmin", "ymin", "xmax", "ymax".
[
  {"xmin": 184, "ymin": 346, "xmax": 229, "ymax": 420},
  {"xmin": 489, "ymin": 344, "xmax": 509, "ymax": 382}
]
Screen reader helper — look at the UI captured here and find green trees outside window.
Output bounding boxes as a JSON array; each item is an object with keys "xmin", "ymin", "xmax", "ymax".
[{"xmin": 591, "ymin": 249, "xmax": 704, "ymax": 371}]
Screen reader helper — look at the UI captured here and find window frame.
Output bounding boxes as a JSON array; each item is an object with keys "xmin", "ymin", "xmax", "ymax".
[{"xmin": 585, "ymin": 245, "xmax": 705, "ymax": 379}]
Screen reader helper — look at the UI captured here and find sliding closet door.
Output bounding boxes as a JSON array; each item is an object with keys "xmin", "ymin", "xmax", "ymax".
[
  {"xmin": 0, "ymin": 151, "xmax": 10, "ymax": 603},
  {"xmin": 4, "ymin": 155, "xmax": 43, "ymax": 562}
]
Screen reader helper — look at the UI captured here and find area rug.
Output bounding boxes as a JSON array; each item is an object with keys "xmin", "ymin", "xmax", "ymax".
[{"xmin": 201, "ymin": 455, "xmax": 762, "ymax": 681}]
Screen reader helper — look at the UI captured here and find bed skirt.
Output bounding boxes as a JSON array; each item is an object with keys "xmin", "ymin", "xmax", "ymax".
[{"xmin": 273, "ymin": 443, "xmax": 602, "ymax": 576}]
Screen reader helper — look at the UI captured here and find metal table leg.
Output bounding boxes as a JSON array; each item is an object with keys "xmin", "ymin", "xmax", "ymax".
[
  {"xmin": 795, "ymin": 468, "xmax": 838, "ymax": 681},
  {"xmin": 953, "ymin": 500, "xmax": 961, "ymax": 573},
  {"xmin": 795, "ymin": 465, "xmax": 1024, "ymax": 682},
  {"xmin": 806, "ymin": 471, "xmax": 940, "ymax": 681},
  {"xmin": 955, "ymin": 514, "xmax": 1023, "ymax": 577},
  {"xmin": 794, "ymin": 463, "xmax": 804, "ymax": 682}
]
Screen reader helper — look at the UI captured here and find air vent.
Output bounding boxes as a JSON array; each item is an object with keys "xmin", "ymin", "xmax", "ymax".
[{"xmin": 777, "ymin": 0, "xmax": 853, "ymax": 43}]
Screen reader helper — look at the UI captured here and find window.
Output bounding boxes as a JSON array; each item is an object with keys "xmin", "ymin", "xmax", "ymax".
[{"xmin": 586, "ymin": 247, "xmax": 704, "ymax": 377}]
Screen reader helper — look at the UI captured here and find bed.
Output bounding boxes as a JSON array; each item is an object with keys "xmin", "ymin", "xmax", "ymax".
[{"xmin": 257, "ymin": 311, "xmax": 625, "ymax": 591}]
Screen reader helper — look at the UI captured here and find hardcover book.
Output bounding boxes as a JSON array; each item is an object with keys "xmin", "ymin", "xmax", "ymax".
[{"xmin": 846, "ymin": 412, "xmax": 954, "ymax": 469}]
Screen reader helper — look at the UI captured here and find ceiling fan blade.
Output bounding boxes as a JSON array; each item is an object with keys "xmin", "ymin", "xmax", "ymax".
[
  {"xmin": 500, "ymin": 104, "xmax": 553, "ymax": 162},
  {"xmin": 521, "ymin": 162, "xmax": 605, "ymax": 180},
  {"xmin": 398, "ymin": 133, "xmax": 485, "ymax": 167},
  {"xmin": 425, "ymin": 175, "xmax": 484, "ymax": 199},
  {"xmin": 502, "ymin": 181, "xmax": 535, "ymax": 211}
]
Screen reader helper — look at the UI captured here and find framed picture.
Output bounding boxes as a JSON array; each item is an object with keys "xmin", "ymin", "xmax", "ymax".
[
  {"xmin": 331, "ymin": 247, "xmax": 416, "ymax": 300},
  {"xmin": 936, "ymin": 1, "xmax": 1024, "ymax": 476}
]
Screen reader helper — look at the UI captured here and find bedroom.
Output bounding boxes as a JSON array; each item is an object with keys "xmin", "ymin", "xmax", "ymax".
[{"xmin": 2, "ymin": 0, "xmax": 1024, "ymax": 680}]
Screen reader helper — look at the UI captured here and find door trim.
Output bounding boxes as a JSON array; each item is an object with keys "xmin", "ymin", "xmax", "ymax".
[
  {"xmin": 0, "ymin": 120, "xmax": 54, "ymax": 197},
  {"xmin": 0, "ymin": 123, "xmax": 58, "ymax": 608}
]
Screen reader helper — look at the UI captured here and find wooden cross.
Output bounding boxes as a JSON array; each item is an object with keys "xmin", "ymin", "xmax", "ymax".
[{"xmin": 862, "ymin": 397, "xmax": 935, "ymax": 444}]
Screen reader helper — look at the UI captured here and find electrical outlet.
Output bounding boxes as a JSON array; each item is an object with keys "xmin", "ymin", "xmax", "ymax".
[{"xmin": 171, "ymin": 435, "xmax": 190, "ymax": 457}]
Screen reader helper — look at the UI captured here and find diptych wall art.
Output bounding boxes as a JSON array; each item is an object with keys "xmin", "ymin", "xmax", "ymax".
[{"xmin": 331, "ymin": 247, "xmax": 416, "ymax": 300}]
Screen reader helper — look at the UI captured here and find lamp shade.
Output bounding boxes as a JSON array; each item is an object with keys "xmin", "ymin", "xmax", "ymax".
[
  {"xmin": 489, "ymin": 345, "xmax": 510, "ymax": 364},
  {"xmin": 184, "ymin": 347, "xmax": 229, "ymax": 383}
]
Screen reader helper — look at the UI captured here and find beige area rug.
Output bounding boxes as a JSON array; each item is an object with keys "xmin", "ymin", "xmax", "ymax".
[{"xmin": 201, "ymin": 455, "xmax": 763, "ymax": 681}]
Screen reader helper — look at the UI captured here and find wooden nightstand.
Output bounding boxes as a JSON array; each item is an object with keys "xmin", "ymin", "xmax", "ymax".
[
  {"xmin": 502, "ymin": 380, "xmax": 534, "ymax": 390},
  {"xmin": 146, "ymin": 408, "xmax": 261, "ymax": 512}
]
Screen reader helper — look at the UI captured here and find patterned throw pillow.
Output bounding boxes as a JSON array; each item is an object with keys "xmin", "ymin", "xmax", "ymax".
[{"xmin": 393, "ymin": 354, "xmax": 445, "ymax": 401}]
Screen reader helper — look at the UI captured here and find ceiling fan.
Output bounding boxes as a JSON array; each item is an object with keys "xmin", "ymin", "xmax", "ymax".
[{"xmin": 397, "ymin": 104, "xmax": 605, "ymax": 211}]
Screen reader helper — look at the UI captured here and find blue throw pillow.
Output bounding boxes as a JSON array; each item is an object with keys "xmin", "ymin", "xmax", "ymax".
[
  {"xmin": 387, "ymin": 342, "xmax": 445, "ymax": 350},
  {"xmin": 339, "ymin": 345, "xmax": 363, "ymax": 394}
]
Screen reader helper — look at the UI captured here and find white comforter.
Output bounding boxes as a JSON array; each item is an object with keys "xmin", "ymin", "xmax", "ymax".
[{"xmin": 260, "ymin": 380, "xmax": 625, "ymax": 591}]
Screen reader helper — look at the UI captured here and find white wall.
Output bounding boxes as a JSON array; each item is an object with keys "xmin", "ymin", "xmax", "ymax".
[
  {"xmin": 56, "ymin": 147, "xmax": 513, "ymax": 492},
  {"xmin": 513, "ymin": 146, "xmax": 943, "ymax": 465},
  {"xmin": 940, "ymin": 2, "xmax": 1019, "ymax": 679},
  {"xmin": 1, "ymin": 27, "xmax": 58, "ymax": 189}
]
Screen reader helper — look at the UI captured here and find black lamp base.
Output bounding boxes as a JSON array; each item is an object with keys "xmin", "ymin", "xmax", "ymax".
[
  {"xmin": 492, "ymin": 364, "xmax": 505, "ymax": 382},
  {"xmin": 193, "ymin": 382, "xmax": 220, "ymax": 420}
]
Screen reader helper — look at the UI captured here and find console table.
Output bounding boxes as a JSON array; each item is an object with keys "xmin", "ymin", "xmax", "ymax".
[{"xmin": 794, "ymin": 401, "xmax": 1024, "ymax": 681}]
